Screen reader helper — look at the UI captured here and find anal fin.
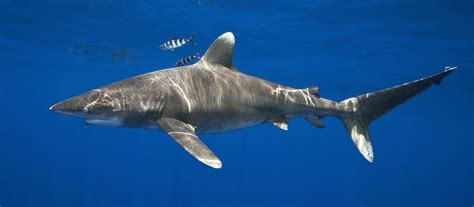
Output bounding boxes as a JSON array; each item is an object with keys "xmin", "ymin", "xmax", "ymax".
[{"xmin": 305, "ymin": 117, "xmax": 326, "ymax": 128}]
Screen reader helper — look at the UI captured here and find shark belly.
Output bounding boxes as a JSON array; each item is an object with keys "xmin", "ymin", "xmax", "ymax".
[
  {"xmin": 85, "ymin": 117, "xmax": 124, "ymax": 127},
  {"xmin": 191, "ymin": 110, "xmax": 272, "ymax": 134}
]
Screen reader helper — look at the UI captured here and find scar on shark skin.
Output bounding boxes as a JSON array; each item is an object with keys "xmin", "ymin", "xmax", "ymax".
[
  {"xmin": 168, "ymin": 78, "xmax": 193, "ymax": 113},
  {"xmin": 271, "ymin": 85, "xmax": 316, "ymax": 106},
  {"xmin": 168, "ymin": 131, "xmax": 198, "ymax": 138}
]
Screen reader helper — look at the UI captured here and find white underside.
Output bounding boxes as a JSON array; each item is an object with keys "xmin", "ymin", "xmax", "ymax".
[{"xmin": 85, "ymin": 117, "xmax": 123, "ymax": 127}]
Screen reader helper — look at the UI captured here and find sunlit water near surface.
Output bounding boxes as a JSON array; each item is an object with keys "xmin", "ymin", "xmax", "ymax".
[{"xmin": 0, "ymin": 0, "xmax": 473, "ymax": 206}]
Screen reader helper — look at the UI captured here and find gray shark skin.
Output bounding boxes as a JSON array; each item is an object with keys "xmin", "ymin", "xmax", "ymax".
[{"xmin": 50, "ymin": 32, "xmax": 456, "ymax": 169}]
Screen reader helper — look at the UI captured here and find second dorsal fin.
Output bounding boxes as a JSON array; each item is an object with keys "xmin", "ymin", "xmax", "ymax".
[
  {"xmin": 199, "ymin": 32, "xmax": 235, "ymax": 69},
  {"xmin": 307, "ymin": 86, "xmax": 320, "ymax": 98}
]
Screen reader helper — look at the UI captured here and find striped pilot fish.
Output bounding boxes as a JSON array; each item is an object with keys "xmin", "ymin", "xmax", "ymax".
[
  {"xmin": 174, "ymin": 51, "xmax": 201, "ymax": 67},
  {"xmin": 160, "ymin": 33, "xmax": 196, "ymax": 51}
]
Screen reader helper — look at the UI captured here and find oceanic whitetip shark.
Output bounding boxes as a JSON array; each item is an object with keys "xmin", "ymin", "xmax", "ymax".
[{"xmin": 50, "ymin": 32, "xmax": 456, "ymax": 169}]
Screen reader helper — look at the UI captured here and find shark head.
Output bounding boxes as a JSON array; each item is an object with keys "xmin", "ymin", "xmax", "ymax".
[{"xmin": 49, "ymin": 89, "xmax": 120, "ymax": 120}]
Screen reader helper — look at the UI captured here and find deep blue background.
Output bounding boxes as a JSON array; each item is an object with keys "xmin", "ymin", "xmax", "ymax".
[{"xmin": 0, "ymin": 0, "xmax": 472, "ymax": 206}]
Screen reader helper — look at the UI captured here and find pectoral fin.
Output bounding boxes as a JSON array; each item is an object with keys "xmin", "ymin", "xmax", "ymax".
[{"xmin": 157, "ymin": 118, "xmax": 222, "ymax": 169}]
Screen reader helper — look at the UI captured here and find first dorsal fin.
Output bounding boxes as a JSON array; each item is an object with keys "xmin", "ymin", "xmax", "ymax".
[{"xmin": 199, "ymin": 32, "xmax": 235, "ymax": 69}]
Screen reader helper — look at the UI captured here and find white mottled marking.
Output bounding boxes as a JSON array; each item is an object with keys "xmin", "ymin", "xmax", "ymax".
[
  {"xmin": 168, "ymin": 132, "xmax": 198, "ymax": 138},
  {"xmin": 272, "ymin": 122, "xmax": 288, "ymax": 131},
  {"xmin": 445, "ymin": 66, "xmax": 457, "ymax": 71},
  {"xmin": 169, "ymin": 78, "xmax": 192, "ymax": 113},
  {"xmin": 220, "ymin": 32, "xmax": 235, "ymax": 45},
  {"xmin": 271, "ymin": 85, "xmax": 315, "ymax": 106},
  {"xmin": 351, "ymin": 124, "xmax": 373, "ymax": 162},
  {"xmin": 198, "ymin": 158, "xmax": 222, "ymax": 169},
  {"xmin": 185, "ymin": 123, "xmax": 196, "ymax": 130},
  {"xmin": 340, "ymin": 97, "xmax": 358, "ymax": 112},
  {"xmin": 84, "ymin": 89, "xmax": 101, "ymax": 111},
  {"xmin": 85, "ymin": 117, "xmax": 123, "ymax": 127},
  {"xmin": 305, "ymin": 88, "xmax": 316, "ymax": 107}
]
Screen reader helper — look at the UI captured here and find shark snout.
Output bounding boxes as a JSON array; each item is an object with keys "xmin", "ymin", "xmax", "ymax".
[
  {"xmin": 50, "ymin": 89, "xmax": 120, "ymax": 118},
  {"xmin": 49, "ymin": 102, "xmax": 62, "ymax": 112},
  {"xmin": 50, "ymin": 89, "xmax": 101, "ymax": 116},
  {"xmin": 49, "ymin": 97, "xmax": 86, "ymax": 116}
]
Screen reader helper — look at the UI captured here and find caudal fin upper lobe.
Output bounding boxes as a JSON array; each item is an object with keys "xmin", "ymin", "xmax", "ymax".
[{"xmin": 337, "ymin": 67, "xmax": 456, "ymax": 162}]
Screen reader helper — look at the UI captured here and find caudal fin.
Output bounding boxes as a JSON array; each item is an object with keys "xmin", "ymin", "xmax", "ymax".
[
  {"xmin": 188, "ymin": 32, "xmax": 197, "ymax": 45},
  {"xmin": 337, "ymin": 67, "xmax": 456, "ymax": 162}
]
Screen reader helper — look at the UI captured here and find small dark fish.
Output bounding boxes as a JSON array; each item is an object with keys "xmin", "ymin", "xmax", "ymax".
[
  {"xmin": 175, "ymin": 51, "xmax": 201, "ymax": 67},
  {"xmin": 69, "ymin": 42, "xmax": 90, "ymax": 55},
  {"xmin": 197, "ymin": 0, "xmax": 215, "ymax": 5},
  {"xmin": 160, "ymin": 33, "xmax": 196, "ymax": 51},
  {"xmin": 110, "ymin": 48, "xmax": 134, "ymax": 63}
]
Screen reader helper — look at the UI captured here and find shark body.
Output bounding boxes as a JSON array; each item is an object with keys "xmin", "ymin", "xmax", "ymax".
[{"xmin": 50, "ymin": 32, "xmax": 455, "ymax": 169}]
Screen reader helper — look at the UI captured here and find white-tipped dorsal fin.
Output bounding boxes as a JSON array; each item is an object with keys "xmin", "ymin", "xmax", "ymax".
[{"xmin": 200, "ymin": 32, "xmax": 235, "ymax": 69}]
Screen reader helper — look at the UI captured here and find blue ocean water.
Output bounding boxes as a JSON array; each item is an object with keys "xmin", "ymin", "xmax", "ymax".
[{"xmin": 0, "ymin": 0, "xmax": 473, "ymax": 206}]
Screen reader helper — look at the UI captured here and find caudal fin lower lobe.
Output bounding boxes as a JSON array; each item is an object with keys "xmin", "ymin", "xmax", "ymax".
[{"xmin": 337, "ymin": 67, "xmax": 456, "ymax": 162}]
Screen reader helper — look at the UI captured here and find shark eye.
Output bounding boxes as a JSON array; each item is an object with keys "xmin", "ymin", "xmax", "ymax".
[{"xmin": 83, "ymin": 107, "xmax": 89, "ymax": 113}]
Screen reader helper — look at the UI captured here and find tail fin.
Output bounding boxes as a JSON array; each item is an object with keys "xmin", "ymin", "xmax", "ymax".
[
  {"xmin": 188, "ymin": 32, "xmax": 196, "ymax": 45},
  {"xmin": 337, "ymin": 67, "xmax": 456, "ymax": 162}
]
